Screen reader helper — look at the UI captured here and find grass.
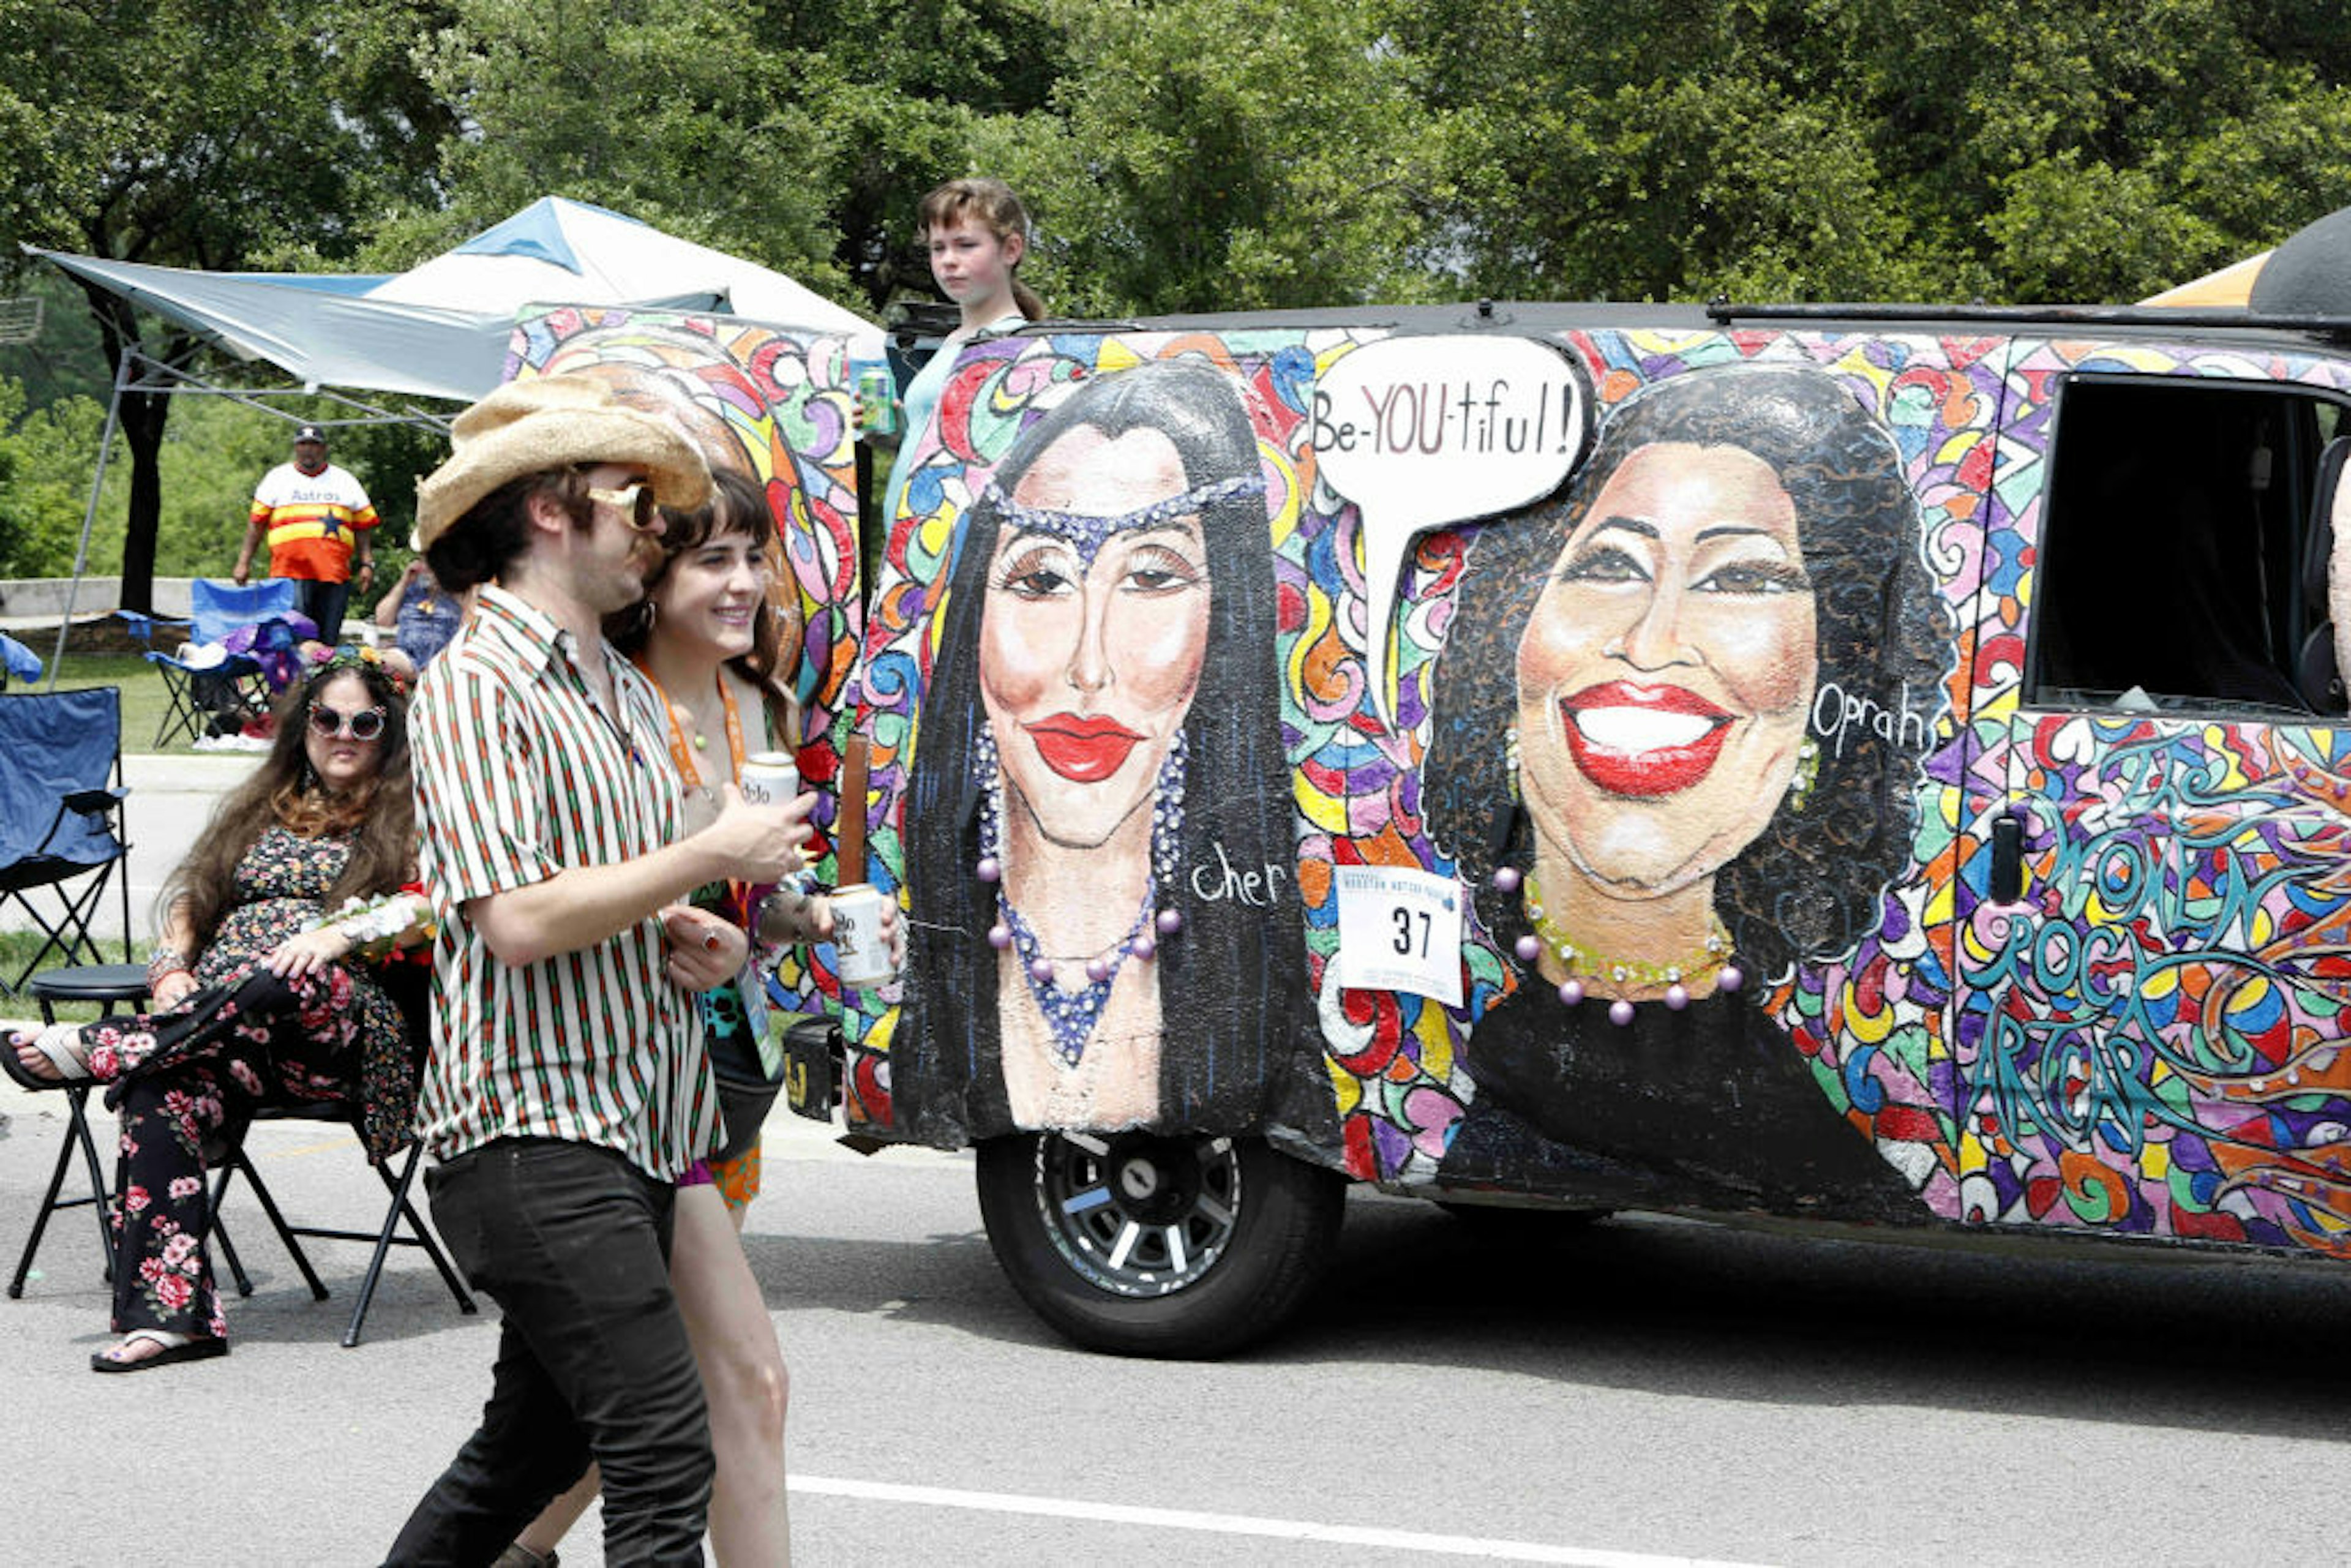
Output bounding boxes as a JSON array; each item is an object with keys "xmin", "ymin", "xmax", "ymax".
[
  {"xmin": 7, "ymin": 647, "xmax": 212, "ymax": 756},
  {"xmin": 0, "ymin": 929, "xmax": 130, "ymax": 1022}
]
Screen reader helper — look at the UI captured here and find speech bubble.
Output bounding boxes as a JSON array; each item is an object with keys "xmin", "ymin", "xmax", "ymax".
[{"xmin": 1313, "ymin": 335, "xmax": 1588, "ymax": 726}]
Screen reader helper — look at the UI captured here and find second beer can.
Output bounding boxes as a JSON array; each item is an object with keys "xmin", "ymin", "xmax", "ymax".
[
  {"xmin": 739, "ymin": 751, "xmax": 801, "ymax": 806},
  {"xmin": 831, "ymin": 882, "xmax": 895, "ymax": 986}
]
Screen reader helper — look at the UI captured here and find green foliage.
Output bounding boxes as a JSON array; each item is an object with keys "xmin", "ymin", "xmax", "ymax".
[
  {"xmin": 11, "ymin": 0, "xmax": 2351, "ymax": 590},
  {"xmin": 1398, "ymin": 0, "xmax": 2351, "ymax": 304},
  {"xmin": 0, "ymin": 383, "xmax": 115, "ymax": 578},
  {"xmin": 1011, "ymin": 0, "xmax": 1441, "ymax": 314},
  {"xmin": 0, "ymin": 0, "xmax": 454, "ymax": 602},
  {"xmin": 386, "ymin": 0, "xmax": 849, "ymax": 299}
]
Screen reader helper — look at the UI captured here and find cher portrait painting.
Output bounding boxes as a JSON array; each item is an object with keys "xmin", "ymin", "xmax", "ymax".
[
  {"xmin": 1423, "ymin": 362, "xmax": 1949, "ymax": 1215},
  {"xmin": 893, "ymin": 358, "xmax": 1317, "ymax": 1147}
]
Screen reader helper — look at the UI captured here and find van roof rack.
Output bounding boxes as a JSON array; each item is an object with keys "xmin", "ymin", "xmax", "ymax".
[{"xmin": 1706, "ymin": 296, "xmax": 2351, "ymax": 340}]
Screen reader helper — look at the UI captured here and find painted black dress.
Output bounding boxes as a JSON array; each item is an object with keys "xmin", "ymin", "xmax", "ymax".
[
  {"xmin": 1436, "ymin": 981, "xmax": 1921, "ymax": 1222},
  {"xmin": 77, "ymin": 825, "xmax": 419, "ymax": 1340}
]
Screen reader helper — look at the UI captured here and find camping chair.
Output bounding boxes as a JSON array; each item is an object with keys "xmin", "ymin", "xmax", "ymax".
[
  {"xmin": 203, "ymin": 970, "xmax": 476, "ymax": 1346},
  {"xmin": 0, "ymin": 687, "xmax": 132, "ymax": 992},
  {"xmin": 143, "ymin": 578, "xmax": 301, "ymax": 748}
]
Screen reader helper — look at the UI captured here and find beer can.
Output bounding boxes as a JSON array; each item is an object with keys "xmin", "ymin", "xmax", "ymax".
[
  {"xmin": 831, "ymin": 882, "xmax": 895, "ymax": 986},
  {"xmin": 855, "ymin": 365, "xmax": 898, "ymax": 435},
  {"xmin": 739, "ymin": 751, "xmax": 801, "ymax": 807}
]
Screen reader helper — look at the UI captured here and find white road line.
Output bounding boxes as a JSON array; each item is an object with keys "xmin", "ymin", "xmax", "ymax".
[{"xmin": 787, "ymin": 1475, "xmax": 1775, "ymax": 1566}]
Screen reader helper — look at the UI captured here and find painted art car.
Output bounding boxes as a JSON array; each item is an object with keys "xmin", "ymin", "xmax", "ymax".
[{"xmin": 508, "ymin": 244, "xmax": 2351, "ymax": 1356}]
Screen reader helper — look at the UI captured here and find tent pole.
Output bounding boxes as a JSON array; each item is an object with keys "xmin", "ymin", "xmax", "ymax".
[{"xmin": 48, "ymin": 348, "xmax": 135, "ymax": 689}]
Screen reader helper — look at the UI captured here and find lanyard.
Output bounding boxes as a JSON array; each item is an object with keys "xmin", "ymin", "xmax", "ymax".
[
  {"xmin": 638, "ymin": 662, "xmax": 748, "ymax": 789},
  {"xmin": 636, "ymin": 661, "xmax": 754, "ymax": 926}
]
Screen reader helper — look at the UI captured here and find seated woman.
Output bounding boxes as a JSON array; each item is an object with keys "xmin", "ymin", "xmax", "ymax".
[
  {"xmin": 6, "ymin": 649, "xmax": 430, "ymax": 1372},
  {"xmin": 373, "ymin": 555, "xmax": 465, "ymax": 678}
]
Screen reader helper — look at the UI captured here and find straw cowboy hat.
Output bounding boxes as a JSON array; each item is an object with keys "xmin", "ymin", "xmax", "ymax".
[{"xmin": 413, "ymin": 373, "xmax": 713, "ymax": 549}]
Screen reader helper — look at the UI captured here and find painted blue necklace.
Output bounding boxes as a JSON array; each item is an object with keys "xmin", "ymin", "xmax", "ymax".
[
  {"xmin": 975, "ymin": 719, "xmax": 1186, "ymax": 1068},
  {"xmin": 999, "ymin": 885, "xmax": 1157, "ymax": 1067}
]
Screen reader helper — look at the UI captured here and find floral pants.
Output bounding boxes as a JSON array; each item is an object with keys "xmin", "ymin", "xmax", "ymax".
[{"xmin": 92, "ymin": 964, "xmax": 363, "ymax": 1340}]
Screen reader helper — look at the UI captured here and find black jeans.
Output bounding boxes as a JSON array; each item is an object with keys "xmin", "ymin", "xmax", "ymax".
[
  {"xmin": 293, "ymin": 575, "xmax": 351, "ymax": 646},
  {"xmin": 383, "ymin": 1138, "xmax": 711, "ymax": 1566}
]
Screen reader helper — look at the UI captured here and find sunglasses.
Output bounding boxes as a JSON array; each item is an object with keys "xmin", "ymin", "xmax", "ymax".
[
  {"xmin": 308, "ymin": 703, "xmax": 388, "ymax": 741},
  {"xmin": 585, "ymin": 482, "xmax": 661, "ymax": 533}
]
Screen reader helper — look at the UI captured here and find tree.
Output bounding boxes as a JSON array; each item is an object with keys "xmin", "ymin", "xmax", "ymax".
[
  {"xmin": 1395, "ymin": 0, "xmax": 2351, "ymax": 306},
  {"xmin": 1005, "ymin": 0, "xmax": 1442, "ymax": 315},
  {"xmin": 381, "ymin": 0, "xmax": 1068, "ymax": 319},
  {"xmin": 0, "ymin": 0, "xmax": 453, "ymax": 611}
]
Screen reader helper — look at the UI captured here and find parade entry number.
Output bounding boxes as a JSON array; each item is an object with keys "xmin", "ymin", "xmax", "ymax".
[{"xmin": 1334, "ymin": 865, "xmax": 1464, "ymax": 1006}]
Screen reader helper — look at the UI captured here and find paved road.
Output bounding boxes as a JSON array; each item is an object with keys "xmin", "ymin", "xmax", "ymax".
[{"xmin": 6, "ymin": 1075, "xmax": 2351, "ymax": 1566}]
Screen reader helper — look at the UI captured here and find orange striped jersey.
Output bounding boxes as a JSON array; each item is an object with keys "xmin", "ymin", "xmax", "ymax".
[
  {"xmin": 250, "ymin": 461, "xmax": 378, "ymax": 581},
  {"xmin": 410, "ymin": 584, "xmax": 719, "ymax": 1180}
]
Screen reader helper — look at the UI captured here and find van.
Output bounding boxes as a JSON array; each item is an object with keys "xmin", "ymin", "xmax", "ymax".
[{"xmin": 513, "ymin": 266, "xmax": 2351, "ymax": 1357}]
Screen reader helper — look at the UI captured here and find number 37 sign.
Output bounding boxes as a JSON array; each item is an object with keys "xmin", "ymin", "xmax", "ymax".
[{"xmin": 1333, "ymin": 865, "xmax": 1464, "ymax": 1007}]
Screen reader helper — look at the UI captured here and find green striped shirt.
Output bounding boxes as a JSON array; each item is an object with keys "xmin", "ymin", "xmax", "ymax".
[{"xmin": 411, "ymin": 583, "xmax": 718, "ymax": 1179}]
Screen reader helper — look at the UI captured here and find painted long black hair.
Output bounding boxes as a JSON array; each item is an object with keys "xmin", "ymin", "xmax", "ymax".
[
  {"xmin": 893, "ymin": 356, "xmax": 1316, "ymax": 1146},
  {"xmin": 1423, "ymin": 361, "xmax": 1951, "ymax": 994}
]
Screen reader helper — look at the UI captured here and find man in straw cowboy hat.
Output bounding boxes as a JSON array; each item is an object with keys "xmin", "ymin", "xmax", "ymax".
[{"xmin": 384, "ymin": 375, "xmax": 812, "ymax": 1565}]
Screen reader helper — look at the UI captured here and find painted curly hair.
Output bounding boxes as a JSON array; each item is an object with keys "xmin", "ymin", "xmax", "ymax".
[{"xmin": 1422, "ymin": 361, "xmax": 1952, "ymax": 989}]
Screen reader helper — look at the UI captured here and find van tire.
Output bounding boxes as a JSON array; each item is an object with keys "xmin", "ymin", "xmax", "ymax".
[{"xmin": 975, "ymin": 1131, "xmax": 1344, "ymax": 1359}]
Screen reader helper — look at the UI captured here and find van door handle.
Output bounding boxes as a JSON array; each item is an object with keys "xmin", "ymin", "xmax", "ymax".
[{"xmin": 1991, "ymin": 815, "xmax": 2024, "ymax": 904}]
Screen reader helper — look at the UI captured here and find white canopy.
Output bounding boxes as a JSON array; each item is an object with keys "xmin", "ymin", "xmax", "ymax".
[
  {"xmin": 372, "ymin": 198, "xmax": 879, "ymax": 348},
  {"xmin": 33, "ymin": 197, "xmax": 883, "ymax": 404}
]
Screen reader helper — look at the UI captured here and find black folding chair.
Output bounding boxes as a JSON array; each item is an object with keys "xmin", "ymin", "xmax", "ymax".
[
  {"xmin": 202, "ymin": 973, "xmax": 476, "ymax": 1346},
  {"xmin": 206, "ymin": 1106, "xmax": 476, "ymax": 1347},
  {"xmin": 0, "ymin": 688, "xmax": 132, "ymax": 992},
  {"xmin": 1, "ymin": 964, "xmax": 148, "ymax": 1298}
]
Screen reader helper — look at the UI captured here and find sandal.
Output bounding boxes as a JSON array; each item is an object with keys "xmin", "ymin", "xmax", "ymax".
[
  {"xmin": 90, "ymin": 1328, "xmax": 228, "ymax": 1374},
  {"xmin": 2, "ymin": 1021, "xmax": 91, "ymax": 1088}
]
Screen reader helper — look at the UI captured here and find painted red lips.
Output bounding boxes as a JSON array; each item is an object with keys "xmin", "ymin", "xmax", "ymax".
[
  {"xmin": 1559, "ymin": 680, "xmax": 1733, "ymax": 797},
  {"xmin": 1026, "ymin": 713, "xmax": 1146, "ymax": 783}
]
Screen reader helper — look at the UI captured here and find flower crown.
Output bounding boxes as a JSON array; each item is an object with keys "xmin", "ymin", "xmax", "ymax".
[{"xmin": 305, "ymin": 641, "xmax": 409, "ymax": 697}]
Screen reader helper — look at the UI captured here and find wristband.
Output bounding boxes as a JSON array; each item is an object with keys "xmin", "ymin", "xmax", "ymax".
[{"xmin": 146, "ymin": 948, "xmax": 192, "ymax": 992}]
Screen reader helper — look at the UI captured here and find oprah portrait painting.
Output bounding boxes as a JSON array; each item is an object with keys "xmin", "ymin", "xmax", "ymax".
[
  {"xmin": 1423, "ymin": 362, "xmax": 1949, "ymax": 1215},
  {"xmin": 893, "ymin": 358, "xmax": 1319, "ymax": 1147}
]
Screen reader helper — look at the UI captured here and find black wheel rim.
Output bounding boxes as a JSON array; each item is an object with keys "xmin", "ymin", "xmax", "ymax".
[{"xmin": 1030, "ymin": 1131, "xmax": 1241, "ymax": 1297}]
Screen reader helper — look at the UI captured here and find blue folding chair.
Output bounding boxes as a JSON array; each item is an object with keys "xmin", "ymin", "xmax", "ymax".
[
  {"xmin": 143, "ymin": 578, "xmax": 301, "ymax": 747},
  {"xmin": 0, "ymin": 686, "xmax": 132, "ymax": 992}
]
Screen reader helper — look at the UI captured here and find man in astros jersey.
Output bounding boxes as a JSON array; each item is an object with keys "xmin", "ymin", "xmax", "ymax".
[{"xmin": 234, "ymin": 422, "xmax": 378, "ymax": 644}]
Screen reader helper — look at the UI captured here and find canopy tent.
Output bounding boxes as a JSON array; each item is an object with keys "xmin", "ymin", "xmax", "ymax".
[
  {"xmin": 34, "ymin": 251, "xmax": 509, "ymax": 403},
  {"xmin": 32, "ymin": 197, "xmax": 885, "ymax": 684},
  {"xmin": 32, "ymin": 197, "xmax": 883, "ymax": 403},
  {"xmin": 370, "ymin": 197, "xmax": 882, "ymax": 359}
]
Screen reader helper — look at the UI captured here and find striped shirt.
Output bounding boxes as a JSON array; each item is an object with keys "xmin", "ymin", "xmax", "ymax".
[
  {"xmin": 250, "ymin": 461, "xmax": 378, "ymax": 582},
  {"xmin": 410, "ymin": 583, "xmax": 718, "ymax": 1180}
]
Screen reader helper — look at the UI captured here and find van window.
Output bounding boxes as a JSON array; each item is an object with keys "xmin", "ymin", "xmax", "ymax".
[{"xmin": 2029, "ymin": 377, "xmax": 2349, "ymax": 718}]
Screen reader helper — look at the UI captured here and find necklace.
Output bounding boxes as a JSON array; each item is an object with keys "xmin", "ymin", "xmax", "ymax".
[
  {"xmin": 1000, "ymin": 887, "xmax": 1157, "ymax": 1067},
  {"xmin": 637, "ymin": 662, "xmax": 746, "ymax": 799},
  {"xmin": 1522, "ymin": 872, "xmax": 1730, "ymax": 991},
  {"xmin": 973, "ymin": 719, "xmax": 1182, "ymax": 1067}
]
